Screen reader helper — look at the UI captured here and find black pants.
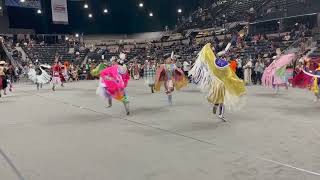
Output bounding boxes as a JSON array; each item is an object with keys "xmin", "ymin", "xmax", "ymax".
[
  {"xmin": 256, "ymin": 72, "xmax": 262, "ymax": 85},
  {"xmin": 236, "ymin": 68, "xmax": 243, "ymax": 79},
  {"xmin": 252, "ymin": 71, "xmax": 257, "ymax": 84}
]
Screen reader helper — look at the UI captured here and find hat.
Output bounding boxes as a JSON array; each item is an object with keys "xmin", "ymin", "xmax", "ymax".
[{"xmin": 0, "ymin": 61, "xmax": 6, "ymax": 65}]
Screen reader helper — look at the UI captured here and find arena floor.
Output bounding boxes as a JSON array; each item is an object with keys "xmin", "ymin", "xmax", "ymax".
[{"xmin": 1, "ymin": 80, "xmax": 320, "ymax": 180}]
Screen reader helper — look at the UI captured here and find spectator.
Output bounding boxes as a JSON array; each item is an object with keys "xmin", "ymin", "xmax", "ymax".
[
  {"xmin": 236, "ymin": 55, "xmax": 243, "ymax": 79},
  {"xmin": 243, "ymin": 59, "xmax": 253, "ymax": 85},
  {"xmin": 254, "ymin": 59, "xmax": 265, "ymax": 85}
]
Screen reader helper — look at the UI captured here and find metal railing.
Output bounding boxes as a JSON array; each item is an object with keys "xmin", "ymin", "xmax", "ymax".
[{"xmin": 1, "ymin": 42, "xmax": 25, "ymax": 72}]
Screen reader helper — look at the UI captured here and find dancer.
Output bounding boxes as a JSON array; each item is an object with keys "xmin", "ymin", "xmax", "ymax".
[
  {"xmin": 292, "ymin": 60, "xmax": 314, "ymax": 89},
  {"xmin": 189, "ymin": 43, "xmax": 246, "ymax": 121},
  {"xmin": 292, "ymin": 52, "xmax": 320, "ymax": 102},
  {"xmin": 4, "ymin": 62, "xmax": 13, "ymax": 93},
  {"xmin": 143, "ymin": 60, "xmax": 156, "ymax": 93},
  {"xmin": 262, "ymin": 53, "xmax": 296, "ymax": 93},
  {"xmin": 51, "ymin": 60, "xmax": 64, "ymax": 91},
  {"xmin": 132, "ymin": 61, "xmax": 140, "ymax": 80},
  {"xmin": 61, "ymin": 62, "xmax": 69, "ymax": 83},
  {"xmin": 312, "ymin": 64, "xmax": 320, "ymax": 102},
  {"xmin": 154, "ymin": 53, "xmax": 188, "ymax": 105},
  {"xmin": 0, "ymin": 61, "xmax": 8, "ymax": 98},
  {"xmin": 96, "ymin": 57, "xmax": 130, "ymax": 115},
  {"xmin": 28, "ymin": 64, "xmax": 51, "ymax": 90}
]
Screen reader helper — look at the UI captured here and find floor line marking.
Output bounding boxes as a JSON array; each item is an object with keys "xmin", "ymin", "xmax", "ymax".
[
  {"xmin": 0, "ymin": 147, "xmax": 26, "ymax": 180},
  {"xmin": 258, "ymin": 157, "xmax": 320, "ymax": 176}
]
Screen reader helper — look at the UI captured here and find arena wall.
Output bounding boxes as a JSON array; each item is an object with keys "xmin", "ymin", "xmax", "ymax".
[{"xmin": 83, "ymin": 31, "xmax": 166, "ymax": 45}]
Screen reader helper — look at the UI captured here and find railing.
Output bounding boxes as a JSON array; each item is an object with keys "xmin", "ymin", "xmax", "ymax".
[
  {"xmin": 1, "ymin": 42, "xmax": 17, "ymax": 67},
  {"xmin": 1, "ymin": 42, "xmax": 25, "ymax": 72},
  {"xmin": 81, "ymin": 54, "xmax": 89, "ymax": 67}
]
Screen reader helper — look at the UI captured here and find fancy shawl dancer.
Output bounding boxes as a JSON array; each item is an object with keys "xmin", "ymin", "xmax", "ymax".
[
  {"xmin": 61, "ymin": 62, "xmax": 69, "ymax": 83},
  {"xmin": 312, "ymin": 64, "xmax": 320, "ymax": 102},
  {"xmin": 143, "ymin": 60, "xmax": 156, "ymax": 93},
  {"xmin": 292, "ymin": 60, "xmax": 313, "ymax": 89},
  {"xmin": 292, "ymin": 48, "xmax": 320, "ymax": 101},
  {"xmin": 189, "ymin": 43, "xmax": 246, "ymax": 121},
  {"xmin": 96, "ymin": 57, "xmax": 131, "ymax": 115},
  {"xmin": 28, "ymin": 64, "xmax": 51, "ymax": 90},
  {"xmin": 51, "ymin": 60, "xmax": 64, "ymax": 91},
  {"xmin": 262, "ymin": 53, "xmax": 296, "ymax": 93},
  {"xmin": 132, "ymin": 60, "xmax": 140, "ymax": 80},
  {"xmin": 154, "ymin": 53, "xmax": 188, "ymax": 105},
  {"xmin": 0, "ymin": 61, "xmax": 8, "ymax": 98},
  {"xmin": 292, "ymin": 48, "xmax": 318, "ymax": 88}
]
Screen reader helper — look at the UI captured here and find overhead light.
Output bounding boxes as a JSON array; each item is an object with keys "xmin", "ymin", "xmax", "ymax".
[
  {"xmin": 0, "ymin": 6, "xmax": 2, "ymax": 10},
  {"xmin": 65, "ymin": 37, "xmax": 69, "ymax": 41},
  {"xmin": 75, "ymin": 33, "xmax": 79, "ymax": 38},
  {"xmin": 37, "ymin": 9, "xmax": 42, "ymax": 14},
  {"xmin": 88, "ymin": 13, "xmax": 93, "ymax": 18},
  {"xmin": 139, "ymin": 3, "xmax": 144, "ymax": 8},
  {"xmin": 103, "ymin": 9, "xmax": 108, "ymax": 13},
  {"xmin": 149, "ymin": 12, "xmax": 153, "ymax": 17},
  {"xmin": 177, "ymin": 9, "xmax": 182, "ymax": 13},
  {"xmin": 84, "ymin": 4, "xmax": 88, "ymax": 9},
  {"xmin": 20, "ymin": 0, "xmax": 25, "ymax": 3},
  {"xmin": 295, "ymin": 23, "xmax": 299, "ymax": 26}
]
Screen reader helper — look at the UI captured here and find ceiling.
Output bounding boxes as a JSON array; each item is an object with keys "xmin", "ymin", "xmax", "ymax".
[{"xmin": 6, "ymin": 0, "xmax": 203, "ymax": 34}]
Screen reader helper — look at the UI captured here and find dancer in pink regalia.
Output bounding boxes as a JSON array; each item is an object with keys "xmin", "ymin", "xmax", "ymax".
[
  {"xmin": 262, "ymin": 53, "xmax": 296, "ymax": 93},
  {"xmin": 97, "ymin": 57, "xmax": 131, "ymax": 115}
]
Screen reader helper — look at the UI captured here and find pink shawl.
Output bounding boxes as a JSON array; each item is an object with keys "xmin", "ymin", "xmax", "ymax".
[
  {"xmin": 100, "ymin": 65, "xmax": 130, "ymax": 100},
  {"xmin": 262, "ymin": 53, "xmax": 295, "ymax": 87}
]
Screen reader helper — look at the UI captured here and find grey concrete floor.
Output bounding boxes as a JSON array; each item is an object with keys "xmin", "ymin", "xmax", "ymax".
[{"xmin": 0, "ymin": 80, "xmax": 320, "ymax": 180}]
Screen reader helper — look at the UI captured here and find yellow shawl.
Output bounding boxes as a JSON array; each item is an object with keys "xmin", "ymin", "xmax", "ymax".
[{"xmin": 200, "ymin": 43, "xmax": 245, "ymax": 97}]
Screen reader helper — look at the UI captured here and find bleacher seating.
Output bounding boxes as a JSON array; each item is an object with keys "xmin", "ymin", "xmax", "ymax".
[
  {"xmin": 257, "ymin": 0, "xmax": 320, "ymax": 21},
  {"xmin": 88, "ymin": 31, "xmax": 302, "ymax": 66},
  {"xmin": 177, "ymin": 0, "xmax": 319, "ymax": 32},
  {"xmin": 177, "ymin": 0, "xmax": 266, "ymax": 31},
  {"xmin": 23, "ymin": 44, "xmax": 88, "ymax": 65}
]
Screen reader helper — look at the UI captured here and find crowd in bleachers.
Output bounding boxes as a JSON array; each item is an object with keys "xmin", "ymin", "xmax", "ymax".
[
  {"xmin": 176, "ymin": 0, "xmax": 318, "ymax": 32},
  {"xmin": 177, "ymin": 0, "xmax": 263, "ymax": 31}
]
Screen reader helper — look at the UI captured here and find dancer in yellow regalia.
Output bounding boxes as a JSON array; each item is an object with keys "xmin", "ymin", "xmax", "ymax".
[{"xmin": 189, "ymin": 43, "xmax": 246, "ymax": 121}]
